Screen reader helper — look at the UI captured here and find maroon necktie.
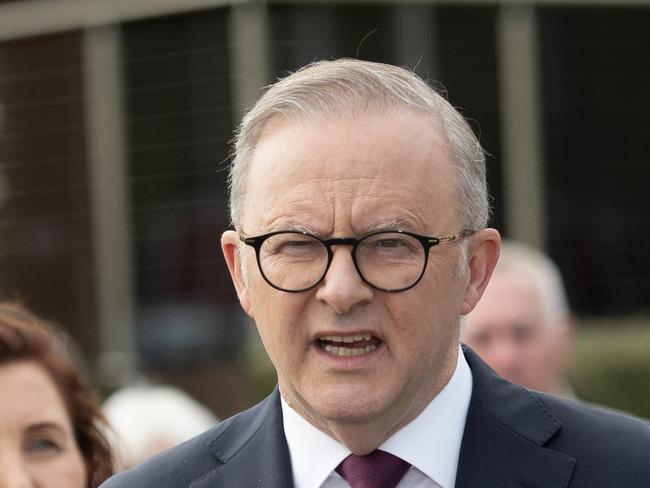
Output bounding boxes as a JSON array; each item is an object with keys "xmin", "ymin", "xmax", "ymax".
[{"xmin": 336, "ymin": 450, "xmax": 411, "ymax": 488}]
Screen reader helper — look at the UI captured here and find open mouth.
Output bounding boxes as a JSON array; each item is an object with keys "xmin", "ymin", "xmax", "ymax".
[{"xmin": 317, "ymin": 334, "xmax": 380, "ymax": 357}]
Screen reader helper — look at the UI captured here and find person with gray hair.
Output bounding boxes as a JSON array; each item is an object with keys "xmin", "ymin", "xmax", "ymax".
[
  {"xmin": 103, "ymin": 384, "xmax": 218, "ymax": 470},
  {"xmin": 101, "ymin": 59, "xmax": 649, "ymax": 488},
  {"xmin": 463, "ymin": 240, "xmax": 576, "ymax": 397}
]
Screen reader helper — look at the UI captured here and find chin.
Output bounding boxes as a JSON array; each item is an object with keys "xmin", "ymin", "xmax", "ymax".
[{"xmin": 309, "ymin": 387, "xmax": 391, "ymax": 425}]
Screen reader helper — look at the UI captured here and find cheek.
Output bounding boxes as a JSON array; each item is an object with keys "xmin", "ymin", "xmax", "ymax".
[
  {"xmin": 523, "ymin": 340, "xmax": 549, "ymax": 367},
  {"xmin": 383, "ymin": 291, "xmax": 459, "ymax": 355},
  {"xmin": 31, "ymin": 452, "xmax": 87, "ymax": 488},
  {"xmin": 249, "ymin": 286, "xmax": 310, "ymax": 360},
  {"xmin": 388, "ymin": 275, "xmax": 465, "ymax": 330}
]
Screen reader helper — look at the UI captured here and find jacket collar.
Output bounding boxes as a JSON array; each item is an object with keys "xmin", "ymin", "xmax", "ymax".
[
  {"xmin": 190, "ymin": 387, "xmax": 294, "ymax": 488},
  {"xmin": 456, "ymin": 346, "xmax": 576, "ymax": 488}
]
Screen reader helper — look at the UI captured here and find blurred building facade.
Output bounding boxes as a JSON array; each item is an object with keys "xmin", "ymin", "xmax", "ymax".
[{"xmin": 0, "ymin": 0, "xmax": 649, "ymax": 416}]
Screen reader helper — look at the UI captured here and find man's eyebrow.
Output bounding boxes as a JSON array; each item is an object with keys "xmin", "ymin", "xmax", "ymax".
[
  {"xmin": 269, "ymin": 218, "xmax": 415, "ymax": 236},
  {"xmin": 364, "ymin": 218, "xmax": 414, "ymax": 234},
  {"xmin": 270, "ymin": 221, "xmax": 317, "ymax": 234}
]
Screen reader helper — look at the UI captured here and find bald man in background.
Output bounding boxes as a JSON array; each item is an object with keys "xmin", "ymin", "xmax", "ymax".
[{"xmin": 463, "ymin": 240, "xmax": 576, "ymax": 398}]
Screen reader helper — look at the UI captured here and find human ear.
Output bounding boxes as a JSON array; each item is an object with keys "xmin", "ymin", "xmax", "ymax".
[
  {"xmin": 221, "ymin": 230, "xmax": 254, "ymax": 317},
  {"xmin": 461, "ymin": 228, "xmax": 501, "ymax": 315}
]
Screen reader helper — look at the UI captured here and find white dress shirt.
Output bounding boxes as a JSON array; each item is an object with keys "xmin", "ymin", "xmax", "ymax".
[{"xmin": 281, "ymin": 346, "xmax": 473, "ymax": 488}]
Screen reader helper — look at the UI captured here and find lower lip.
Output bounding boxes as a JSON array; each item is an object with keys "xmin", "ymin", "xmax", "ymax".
[{"xmin": 313, "ymin": 341, "xmax": 385, "ymax": 368}]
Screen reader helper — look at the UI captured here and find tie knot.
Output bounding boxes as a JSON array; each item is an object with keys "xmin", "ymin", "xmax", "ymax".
[{"xmin": 336, "ymin": 450, "xmax": 410, "ymax": 488}]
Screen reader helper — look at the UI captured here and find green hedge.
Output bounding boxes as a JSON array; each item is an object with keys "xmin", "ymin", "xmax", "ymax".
[{"xmin": 569, "ymin": 317, "xmax": 650, "ymax": 419}]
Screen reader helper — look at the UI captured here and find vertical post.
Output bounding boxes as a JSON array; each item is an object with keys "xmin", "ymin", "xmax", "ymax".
[
  {"xmin": 497, "ymin": 4, "xmax": 545, "ymax": 250},
  {"xmin": 228, "ymin": 0, "xmax": 270, "ymax": 352},
  {"xmin": 83, "ymin": 25, "xmax": 136, "ymax": 386},
  {"xmin": 228, "ymin": 0, "xmax": 270, "ymax": 121}
]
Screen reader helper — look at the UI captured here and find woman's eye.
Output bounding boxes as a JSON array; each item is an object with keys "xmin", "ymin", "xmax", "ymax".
[{"xmin": 26, "ymin": 437, "xmax": 62, "ymax": 454}]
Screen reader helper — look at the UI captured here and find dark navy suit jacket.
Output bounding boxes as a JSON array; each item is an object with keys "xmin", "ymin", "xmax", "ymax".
[{"xmin": 100, "ymin": 347, "xmax": 650, "ymax": 487}]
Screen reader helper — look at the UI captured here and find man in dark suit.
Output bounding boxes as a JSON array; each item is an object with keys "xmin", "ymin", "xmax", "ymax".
[{"xmin": 101, "ymin": 59, "xmax": 650, "ymax": 488}]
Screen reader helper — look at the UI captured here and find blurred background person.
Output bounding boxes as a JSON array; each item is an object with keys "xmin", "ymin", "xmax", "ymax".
[
  {"xmin": 103, "ymin": 383, "xmax": 218, "ymax": 470},
  {"xmin": 463, "ymin": 240, "xmax": 576, "ymax": 398},
  {"xmin": 0, "ymin": 301, "xmax": 114, "ymax": 487}
]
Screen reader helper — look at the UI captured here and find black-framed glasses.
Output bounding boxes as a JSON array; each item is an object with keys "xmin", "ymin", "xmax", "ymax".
[{"xmin": 239, "ymin": 229, "xmax": 476, "ymax": 293}]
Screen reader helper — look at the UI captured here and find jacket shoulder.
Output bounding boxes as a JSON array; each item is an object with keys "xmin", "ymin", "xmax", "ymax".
[
  {"xmin": 461, "ymin": 346, "xmax": 650, "ymax": 487},
  {"xmin": 535, "ymin": 392, "xmax": 650, "ymax": 484},
  {"xmin": 538, "ymin": 392, "xmax": 650, "ymax": 450}
]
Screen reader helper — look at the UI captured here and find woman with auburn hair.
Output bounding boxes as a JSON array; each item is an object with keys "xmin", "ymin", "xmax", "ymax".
[{"xmin": 0, "ymin": 302, "xmax": 113, "ymax": 487}]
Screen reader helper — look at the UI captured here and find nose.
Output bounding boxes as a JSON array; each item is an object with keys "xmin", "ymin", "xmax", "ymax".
[
  {"xmin": 315, "ymin": 246, "xmax": 373, "ymax": 315},
  {"xmin": 0, "ymin": 447, "xmax": 33, "ymax": 488}
]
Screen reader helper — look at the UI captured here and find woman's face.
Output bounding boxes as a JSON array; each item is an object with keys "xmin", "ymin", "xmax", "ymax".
[{"xmin": 0, "ymin": 360, "xmax": 87, "ymax": 488}]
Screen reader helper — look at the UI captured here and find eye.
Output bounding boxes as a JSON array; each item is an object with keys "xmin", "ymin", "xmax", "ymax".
[
  {"xmin": 362, "ymin": 234, "xmax": 419, "ymax": 256},
  {"xmin": 376, "ymin": 238, "xmax": 404, "ymax": 248},
  {"xmin": 283, "ymin": 239, "xmax": 317, "ymax": 249},
  {"xmin": 512, "ymin": 324, "xmax": 536, "ymax": 343},
  {"xmin": 469, "ymin": 332, "xmax": 490, "ymax": 347},
  {"xmin": 264, "ymin": 234, "xmax": 321, "ymax": 257},
  {"xmin": 25, "ymin": 437, "xmax": 63, "ymax": 456}
]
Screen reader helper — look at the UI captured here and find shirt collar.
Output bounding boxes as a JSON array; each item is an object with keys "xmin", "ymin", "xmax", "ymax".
[
  {"xmin": 281, "ymin": 395, "xmax": 350, "ymax": 488},
  {"xmin": 378, "ymin": 346, "xmax": 472, "ymax": 487},
  {"xmin": 281, "ymin": 346, "xmax": 473, "ymax": 488}
]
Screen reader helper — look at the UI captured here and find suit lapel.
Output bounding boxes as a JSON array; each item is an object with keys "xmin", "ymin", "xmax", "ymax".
[
  {"xmin": 455, "ymin": 347, "xmax": 576, "ymax": 488},
  {"xmin": 190, "ymin": 388, "xmax": 294, "ymax": 488}
]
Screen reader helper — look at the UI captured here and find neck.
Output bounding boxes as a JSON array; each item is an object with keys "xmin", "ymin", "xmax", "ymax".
[{"xmin": 282, "ymin": 348, "xmax": 459, "ymax": 455}]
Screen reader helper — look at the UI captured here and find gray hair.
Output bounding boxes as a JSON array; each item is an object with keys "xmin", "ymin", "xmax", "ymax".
[
  {"xmin": 494, "ymin": 240, "xmax": 571, "ymax": 323},
  {"xmin": 103, "ymin": 384, "xmax": 218, "ymax": 469},
  {"xmin": 228, "ymin": 59, "xmax": 490, "ymax": 232}
]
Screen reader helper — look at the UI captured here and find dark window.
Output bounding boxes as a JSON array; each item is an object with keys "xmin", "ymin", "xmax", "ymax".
[
  {"xmin": 269, "ymin": 3, "xmax": 503, "ymax": 230},
  {"xmin": 122, "ymin": 8, "xmax": 244, "ymax": 368},
  {"xmin": 540, "ymin": 7, "xmax": 650, "ymax": 314},
  {"xmin": 0, "ymin": 31, "xmax": 95, "ymax": 352}
]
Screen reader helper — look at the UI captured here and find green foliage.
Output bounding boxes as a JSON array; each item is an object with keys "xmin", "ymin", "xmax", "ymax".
[
  {"xmin": 238, "ymin": 320, "xmax": 277, "ymax": 401},
  {"xmin": 569, "ymin": 317, "xmax": 650, "ymax": 419}
]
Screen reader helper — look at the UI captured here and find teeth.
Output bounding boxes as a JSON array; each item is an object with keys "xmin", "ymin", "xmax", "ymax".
[
  {"xmin": 323, "ymin": 343, "xmax": 378, "ymax": 356},
  {"xmin": 320, "ymin": 334, "xmax": 374, "ymax": 342}
]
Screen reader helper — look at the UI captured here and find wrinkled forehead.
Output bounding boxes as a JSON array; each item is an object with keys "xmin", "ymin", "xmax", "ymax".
[
  {"xmin": 246, "ymin": 105, "xmax": 449, "ymax": 174},
  {"xmin": 240, "ymin": 111, "xmax": 459, "ymax": 234}
]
